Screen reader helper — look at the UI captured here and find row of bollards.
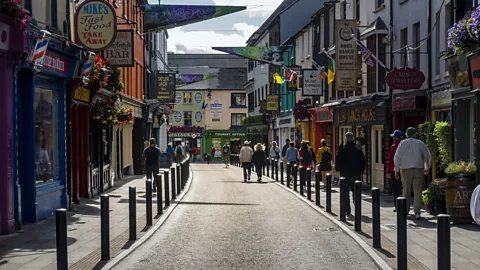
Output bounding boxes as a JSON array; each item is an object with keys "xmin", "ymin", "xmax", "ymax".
[{"xmin": 55, "ymin": 158, "xmax": 191, "ymax": 269}]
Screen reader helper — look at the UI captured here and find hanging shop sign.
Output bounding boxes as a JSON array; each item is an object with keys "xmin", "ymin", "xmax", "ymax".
[
  {"xmin": 267, "ymin": 95, "xmax": 279, "ymax": 111},
  {"xmin": 42, "ymin": 53, "xmax": 69, "ymax": 75},
  {"xmin": 302, "ymin": 69, "xmax": 323, "ymax": 96},
  {"xmin": 102, "ymin": 30, "xmax": 134, "ymax": 67},
  {"xmin": 431, "ymin": 83, "xmax": 452, "ymax": 108},
  {"xmin": 337, "ymin": 107, "xmax": 376, "ymax": 124},
  {"xmin": 156, "ymin": 72, "xmax": 176, "ymax": 102},
  {"xmin": 335, "ymin": 20, "xmax": 357, "ymax": 70},
  {"xmin": 73, "ymin": 87, "xmax": 91, "ymax": 104},
  {"xmin": 210, "ymin": 100, "xmax": 223, "ymax": 119},
  {"xmin": 392, "ymin": 96, "xmax": 416, "ymax": 111},
  {"xmin": 335, "ymin": 69, "xmax": 357, "ymax": 91},
  {"xmin": 469, "ymin": 54, "xmax": 480, "ymax": 90},
  {"xmin": 74, "ymin": 0, "xmax": 117, "ymax": 51},
  {"xmin": 386, "ymin": 67, "xmax": 426, "ymax": 90}
]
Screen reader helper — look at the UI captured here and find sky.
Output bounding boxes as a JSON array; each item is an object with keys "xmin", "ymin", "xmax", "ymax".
[{"xmin": 148, "ymin": 0, "xmax": 283, "ymax": 53}]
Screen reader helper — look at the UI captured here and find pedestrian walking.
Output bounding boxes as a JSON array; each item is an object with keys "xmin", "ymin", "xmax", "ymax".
[
  {"xmin": 211, "ymin": 146, "xmax": 216, "ymax": 163},
  {"xmin": 143, "ymin": 138, "xmax": 161, "ymax": 192},
  {"xmin": 335, "ymin": 132, "xmax": 366, "ymax": 215},
  {"xmin": 192, "ymin": 146, "xmax": 199, "ymax": 163},
  {"xmin": 252, "ymin": 143, "xmax": 266, "ymax": 182},
  {"xmin": 299, "ymin": 141, "xmax": 313, "ymax": 168},
  {"xmin": 174, "ymin": 141, "xmax": 184, "ymax": 164},
  {"xmin": 316, "ymin": 139, "xmax": 332, "ymax": 187},
  {"xmin": 239, "ymin": 141, "xmax": 254, "ymax": 182},
  {"xmin": 307, "ymin": 142, "xmax": 316, "ymax": 166},
  {"xmin": 394, "ymin": 127, "xmax": 431, "ymax": 220},
  {"xmin": 286, "ymin": 142, "xmax": 299, "ymax": 185},
  {"xmin": 387, "ymin": 130, "xmax": 403, "ymax": 212},
  {"xmin": 282, "ymin": 139, "xmax": 290, "ymax": 174},
  {"xmin": 222, "ymin": 142, "xmax": 230, "ymax": 167},
  {"xmin": 270, "ymin": 141, "xmax": 281, "ymax": 173}
]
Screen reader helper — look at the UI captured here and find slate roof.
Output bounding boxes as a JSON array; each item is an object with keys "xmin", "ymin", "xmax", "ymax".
[{"xmin": 176, "ymin": 67, "xmax": 247, "ymax": 90}]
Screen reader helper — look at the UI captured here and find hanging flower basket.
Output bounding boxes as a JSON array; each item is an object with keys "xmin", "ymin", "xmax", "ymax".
[
  {"xmin": 92, "ymin": 99, "xmax": 117, "ymax": 127},
  {"xmin": 293, "ymin": 99, "xmax": 311, "ymax": 120},
  {"xmin": 448, "ymin": 8, "xmax": 480, "ymax": 55},
  {"xmin": 0, "ymin": 0, "xmax": 30, "ymax": 31},
  {"xmin": 116, "ymin": 106, "xmax": 134, "ymax": 125}
]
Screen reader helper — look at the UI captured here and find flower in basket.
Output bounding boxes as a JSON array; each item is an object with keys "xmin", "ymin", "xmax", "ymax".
[
  {"xmin": 90, "ymin": 55, "xmax": 108, "ymax": 85},
  {"xmin": 448, "ymin": 10, "xmax": 475, "ymax": 55},
  {"xmin": 116, "ymin": 106, "xmax": 134, "ymax": 126},
  {"xmin": 445, "ymin": 161, "xmax": 477, "ymax": 175},
  {"xmin": 91, "ymin": 99, "xmax": 117, "ymax": 127},
  {"xmin": 0, "ymin": 0, "xmax": 30, "ymax": 31}
]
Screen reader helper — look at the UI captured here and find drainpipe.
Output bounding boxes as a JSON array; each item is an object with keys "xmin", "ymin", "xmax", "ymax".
[
  {"xmin": 66, "ymin": 0, "xmax": 71, "ymax": 41},
  {"xmin": 427, "ymin": 0, "xmax": 432, "ymax": 122},
  {"xmin": 389, "ymin": 0, "xmax": 394, "ymax": 134}
]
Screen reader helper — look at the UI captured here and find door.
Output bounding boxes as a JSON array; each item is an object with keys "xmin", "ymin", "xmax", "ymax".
[
  {"xmin": 371, "ymin": 125, "xmax": 384, "ymax": 190},
  {"xmin": 338, "ymin": 126, "xmax": 352, "ymax": 147}
]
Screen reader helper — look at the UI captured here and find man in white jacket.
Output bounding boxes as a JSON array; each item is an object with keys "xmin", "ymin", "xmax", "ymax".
[
  {"xmin": 239, "ymin": 141, "xmax": 254, "ymax": 182},
  {"xmin": 394, "ymin": 127, "xmax": 431, "ymax": 220}
]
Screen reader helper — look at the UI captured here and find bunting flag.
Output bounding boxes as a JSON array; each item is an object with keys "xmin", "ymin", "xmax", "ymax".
[
  {"xmin": 273, "ymin": 73, "xmax": 284, "ymax": 84},
  {"xmin": 212, "ymin": 46, "xmax": 288, "ymax": 66},
  {"xmin": 287, "ymin": 70, "xmax": 297, "ymax": 82},
  {"xmin": 328, "ymin": 58, "xmax": 335, "ymax": 84},
  {"xmin": 356, "ymin": 39, "xmax": 375, "ymax": 67},
  {"xmin": 144, "ymin": 5, "xmax": 246, "ymax": 33},
  {"xmin": 283, "ymin": 66, "xmax": 289, "ymax": 78},
  {"xmin": 318, "ymin": 66, "xmax": 327, "ymax": 80},
  {"xmin": 176, "ymin": 74, "xmax": 217, "ymax": 86}
]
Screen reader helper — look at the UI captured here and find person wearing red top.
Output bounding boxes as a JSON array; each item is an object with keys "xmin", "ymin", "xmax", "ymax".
[{"xmin": 387, "ymin": 130, "xmax": 403, "ymax": 212}]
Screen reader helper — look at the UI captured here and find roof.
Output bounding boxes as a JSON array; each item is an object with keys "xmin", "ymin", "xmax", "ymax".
[
  {"xmin": 176, "ymin": 67, "xmax": 247, "ymax": 90},
  {"xmin": 360, "ymin": 17, "xmax": 388, "ymax": 38}
]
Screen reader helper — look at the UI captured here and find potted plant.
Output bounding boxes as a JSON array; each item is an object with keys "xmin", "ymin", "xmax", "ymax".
[
  {"xmin": 444, "ymin": 161, "xmax": 477, "ymax": 220},
  {"xmin": 427, "ymin": 179, "xmax": 447, "ymax": 215},
  {"xmin": 422, "ymin": 189, "xmax": 435, "ymax": 214}
]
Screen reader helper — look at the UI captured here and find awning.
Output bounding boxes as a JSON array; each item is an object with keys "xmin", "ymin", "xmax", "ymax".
[{"xmin": 360, "ymin": 17, "xmax": 388, "ymax": 39}]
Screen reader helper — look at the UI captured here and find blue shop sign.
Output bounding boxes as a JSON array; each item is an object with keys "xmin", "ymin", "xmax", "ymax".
[{"xmin": 39, "ymin": 51, "xmax": 77, "ymax": 78}]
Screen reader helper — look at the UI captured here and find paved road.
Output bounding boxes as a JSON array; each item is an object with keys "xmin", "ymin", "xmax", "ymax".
[{"xmin": 115, "ymin": 164, "xmax": 379, "ymax": 270}]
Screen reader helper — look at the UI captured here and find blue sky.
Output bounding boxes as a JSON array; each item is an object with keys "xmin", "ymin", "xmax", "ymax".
[{"xmin": 147, "ymin": 0, "xmax": 283, "ymax": 53}]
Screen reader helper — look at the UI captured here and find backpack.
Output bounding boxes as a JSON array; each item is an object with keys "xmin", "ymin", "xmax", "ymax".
[
  {"xmin": 175, "ymin": 146, "xmax": 183, "ymax": 161},
  {"xmin": 321, "ymin": 150, "xmax": 332, "ymax": 164},
  {"xmin": 275, "ymin": 148, "xmax": 280, "ymax": 159},
  {"xmin": 302, "ymin": 150, "xmax": 312, "ymax": 164},
  {"xmin": 223, "ymin": 146, "xmax": 229, "ymax": 153}
]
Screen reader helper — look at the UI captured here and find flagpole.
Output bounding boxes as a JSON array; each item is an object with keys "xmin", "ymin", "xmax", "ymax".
[
  {"xmin": 319, "ymin": 48, "xmax": 335, "ymax": 64},
  {"xmin": 350, "ymin": 34, "xmax": 390, "ymax": 71}
]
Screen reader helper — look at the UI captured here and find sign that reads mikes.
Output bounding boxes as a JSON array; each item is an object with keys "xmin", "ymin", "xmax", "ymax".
[
  {"xmin": 75, "ymin": 0, "xmax": 117, "ymax": 51},
  {"xmin": 102, "ymin": 30, "xmax": 134, "ymax": 67}
]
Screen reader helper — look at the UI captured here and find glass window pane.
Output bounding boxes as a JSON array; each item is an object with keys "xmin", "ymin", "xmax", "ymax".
[{"xmin": 35, "ymin": 88, "xmax": 57, "ymax": 184}]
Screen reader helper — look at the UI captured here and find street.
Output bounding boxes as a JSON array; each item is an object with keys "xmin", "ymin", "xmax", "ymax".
[{"xmin": 115, "ymin": 163, "xmax": 379, "ymax": 269}]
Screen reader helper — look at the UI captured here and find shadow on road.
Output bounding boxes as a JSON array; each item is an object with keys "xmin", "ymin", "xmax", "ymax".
[{"xmin": 177, "ymin": 201, "xmax": 260, "ymax": 206}]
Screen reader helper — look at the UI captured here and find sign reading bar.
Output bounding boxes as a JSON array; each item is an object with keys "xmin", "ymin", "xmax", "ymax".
[
  {"xmin": 74, "ymin": 0, "xmax": 117, "ymax": 51},
  {"xmin": 302, "ymin": 69, "xmax": 323, "ymax": 96},
  {"xmin": 103, "ymin": 30, "xmax": 134, "ymax": 67},
  {"xmin": 156, "ymin": 73, "xmax": 176, "ymax": 102},
  {"xmin": 338, "ymin": 108, "xmax": 376, "ymax": 124},
  {"xmin": 73, "ymin": 87, "xmax": 91, "ymax": 103},
  {"xmin": 267, "ymin": 95, "xmax": 279, "ymax": 111},
  {"xmin": 336, "ymin": 20, "xmax": 357, "ymax": 70}
]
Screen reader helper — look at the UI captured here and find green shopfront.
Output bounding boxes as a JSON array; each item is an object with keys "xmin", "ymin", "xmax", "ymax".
[{"xmin": 205, "ymin": 130, "xmax": 247, "ymax": 160}]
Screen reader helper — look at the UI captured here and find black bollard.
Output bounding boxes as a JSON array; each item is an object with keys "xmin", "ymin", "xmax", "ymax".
[
  {"xmin": 299, "ymin": 166, "xmax": 305, "ymax": 196},
  {"xmin": 280, "ymin": 160, "xmax": 284, "ymax": 185},
  {"xmin": 176, "ymin": 166, "xmax": 181, "ymax": 194},
  {"xmin": 437, "ymin": 214, "xmax": 451, "ymax": 270},
  {"xmin": 164, "ymin": 171, "xmax": 170, "ymax": 207},
  {"xmin": 101, "ymin": 194, "xmax": 110, "ymax": 261},
  {"xmin": 307, "ymin": 168, "xmax": 312, "ymax": 200},
  {"xmin": 354, "ymin": 181, "xmax": 362, "ymax": 232},
  {"xmin": 397, "ymin": 197, "xmax": 407, "ymax": 270},
  {"xmin": 207, "ymin": 154, "xmax": 210, "ymax": 164},
  {"xmin": 274, "ymin": 160, "xmax": 279, "ymax": 182},
  {"xmin": 171, "ymin": 167, "xmax": 176, "ymax": 201},
  {"xmin": 326, "ymin": 174, "xmax": 332, "ymax": 213},
  {"xmin": 266, "ymin": 158, "xmax": 270, "ymax": 177},
  {"xmin": 146, "ymin": 180, "xmax": 153, "ymax": 226},
  {"xmin": 287, "ymin": 162, "xmax": 291, "ymax": 188},
  {"xmin": 129, "ymin": 186, "xmax": 136, "ymax": 240},
  {"xmin": 157, "ymin": 175, "xmax": 163, "ymax": 215},
  {"xmin": 293, "ymin": 164, "xmax": 298, "ymax": 191},
  {"xmin": 315, "ymin": 171, "xmax": 321, "ymax": 206},
  {"xmin": 339, "ymin": 177, "xmax": 346, "ymax": 222},
  {"xmin": 372, "ymin": 188, "xmax": 381, "ymax": 248},
  {"xmin": 177, "ymin": 164, "xmax": 182, "ymax": 189},
  {"xmin": 56, "ymin": 209, "xmax": 68, "ymax": 270}
]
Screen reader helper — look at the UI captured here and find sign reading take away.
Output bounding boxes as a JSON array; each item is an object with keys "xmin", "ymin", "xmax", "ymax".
[
  {"xmin": 267, "ymin": 95, "xmax": 278, "ymax": 111},
  {"xmin": 75, "ymin": 0, "xmax": 117, "ymax": 51}
]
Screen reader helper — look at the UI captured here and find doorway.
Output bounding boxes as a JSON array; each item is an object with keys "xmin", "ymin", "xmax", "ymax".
[{"xmin": 371, "ymin": 125, "xmax": 384, "ymax": 190}]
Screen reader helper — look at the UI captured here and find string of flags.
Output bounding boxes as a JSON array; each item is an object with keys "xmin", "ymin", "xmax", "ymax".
[{"xmin": 273, "ymin": 66, "xmax": 298, "ymax": 84}]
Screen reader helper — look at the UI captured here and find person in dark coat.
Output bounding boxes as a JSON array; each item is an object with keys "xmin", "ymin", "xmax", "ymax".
[
  {"xmin": 335, "ymin": 132, "xmax": 366, "ymax": 215},
  {"xmin": 252, "ymin": 143, "xmax": 266, "ymax": 182}
]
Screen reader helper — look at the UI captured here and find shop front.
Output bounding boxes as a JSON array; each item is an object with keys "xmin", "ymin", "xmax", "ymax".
[
  {"xmin": 333, "ymin": 99, "xmax": 389, "ymax": 191},
  {"xmin": 392, "ymin": 92, "xmax": 428, "ymax": 132},
  {"xmin": 308, "ymin": 107, "xmax": 334, "ymax": 153},
  {"xmin": 17, "ymin": 37, "xmax": 80, "ymax": 223},
  {"xmin": 168, "ymin": 130, "xmax": 205, "ymax": 159},
  {"xmin": 277, "ymin": 114, "xmax": 295, "ymax": 146},
  {"xmin": 205, "ymin": 130, "xmax": 246, "ymax": 160}
]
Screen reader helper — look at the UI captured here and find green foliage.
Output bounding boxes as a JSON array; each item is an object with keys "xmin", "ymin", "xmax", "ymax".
[
  {"xmin": 427, "ymin": 179, "xmax": 447, "ymax": 202},
  {"xmin": 445, "ymin": 161, "xmax": 477, "ymax": 174},
  {"xmin": 422, "ymin": 189, "xmax": 432, "ymax": 205},
  {"xmin": 418, "ymin": 121, "xmax": 437, "ymax": 162},
  {"xmin": 105, "ymin": 63, "xmax": 124, "ymax": 92},
  {"xmin": 434, "ymin": 121, "xmax": 452, "ymax": 170},
  {"xmin": 242, "ymin": 115, "xmax": 265, "ymax": 125}
]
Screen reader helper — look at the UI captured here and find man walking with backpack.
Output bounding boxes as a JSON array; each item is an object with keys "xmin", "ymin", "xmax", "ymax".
[
  {"xmin": 269, "ymin": 141, "xmax": 281, "ymax": 173},
  {"xmin": 174, "ymin": 141, "xmax": 184, "ymax": 164},
  {"xmin": 143, "ymin": 138, "xmax": 161, "ymax": 192},
  {"xmin": 316, "ymin": 139, "xmax": 332, "ymax": 187}
]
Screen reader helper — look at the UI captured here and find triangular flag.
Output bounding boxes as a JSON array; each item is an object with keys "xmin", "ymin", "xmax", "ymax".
[
  {"xmin": 274, "ymin": 73, "xmax": 284, "ymax": 84},
  {"xmin": 318, "ymin": 66, "xmax": 327, "ymax": 80},
  {"xmin": 287, "ymin": 70, "xmax": 296, "ymax": 82},
  {"xmin": 328, "ymin": 58, "xmax": 335, "ymax": 84},
  {"xmin": 283, "ymin": 66, "xmax": 289, "ymax": 78}
]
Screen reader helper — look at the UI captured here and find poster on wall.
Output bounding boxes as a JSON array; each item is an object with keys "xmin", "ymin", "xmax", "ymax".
[
  {"xmin": 156, "ymin": 72, "xmax": 176, "ymax": 102},
  {"xmin": 302, "ymin": 69, "xmax": 323, "ymax": 96},
  {"xmin": 74, "ymin": 0, "xmax": 117, "ymax": 51},
  {"xmin": 102, "ymin": 30, "xmax": 134, "ymax": 67},
  {"xmin": 212, "ymin": 138, "xmax": 222, "ymax": 157},
  {"xmin": 210, "ymin": 100, "xmax": 223, "ymax": 119}
]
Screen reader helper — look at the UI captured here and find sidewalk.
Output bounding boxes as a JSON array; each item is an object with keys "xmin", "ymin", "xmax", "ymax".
[
  {"xmin": 263, "ymin": 167, "xmax": 480, "ymax": 270},
  {"xmin": 0, "ymin": 170, "xmax": 177, "ymax": 270}
]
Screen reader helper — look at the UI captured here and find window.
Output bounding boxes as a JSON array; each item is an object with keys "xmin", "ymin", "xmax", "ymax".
[
  {"xmin": 376, "ymin": 0, "xmax": 384, "ymax": 9},
  {"xmin": 261, "ymin": 86, "xmax": 264, "ymax": 101},
  {"xmin": 183, "ymin": 92, "xmax": 192, "ymax": 103},
  {"xmin": 35, "ymin": 87, "xmax": 58, "ymax": 184},
  {"xmin": 307, "ymin": 29, "xmax": 311, "ymax": 56},
  {"xmin": 367, "ymin": 36, "xmax": 377, "ymax": 93},
  {"xmin": 356, "ymin": 0, "xmax": 360, "ymax": 22},
  {"xmin": 378, "ymin": 35, "xmax": 387, "ymax": 92},
  {"xmin": 320, "ymin": 15, "xmax": 325, "ymax": 49},
  {"xmin": 265, "ymin": 84, "xmax": 268, "ymax": 98},
  {"xmin": 412, "ymin": 23, "xmax": 421, "ymax": 70},
  {"xmin": 184, "ymin": 111, "xmax": 192, "ymax": 126},
  {"xmin": 301, "ymin": 34, "xmax": 305, "ymax": 59},
  {"xmin": 231, "ymin": 113, "xmax": 246, "ymax": 127},
  {"xmin": 445, "ymin": 5, "xmax": 452, "ymax": 72},
  {"xmin": 400, "ymin": 27, "xmax": 408, "ymax": 67},
  {"xmin": 436, "ymin": 11, "xmax": 441, "ymax": 75},
  {"xmin": 341, "ymin": 1, "xmax": 346, "ymax": 19},
  {"xmin": 248, "ymin": 92, "xmax": 254, "ymax": 112},
  {"xmin": 231, "ymin": 93, "xmax": 246, "ymax": 108},
  {"xmin": 330, "ymin": 8, "xmax": 335, "ymax": 46}
]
